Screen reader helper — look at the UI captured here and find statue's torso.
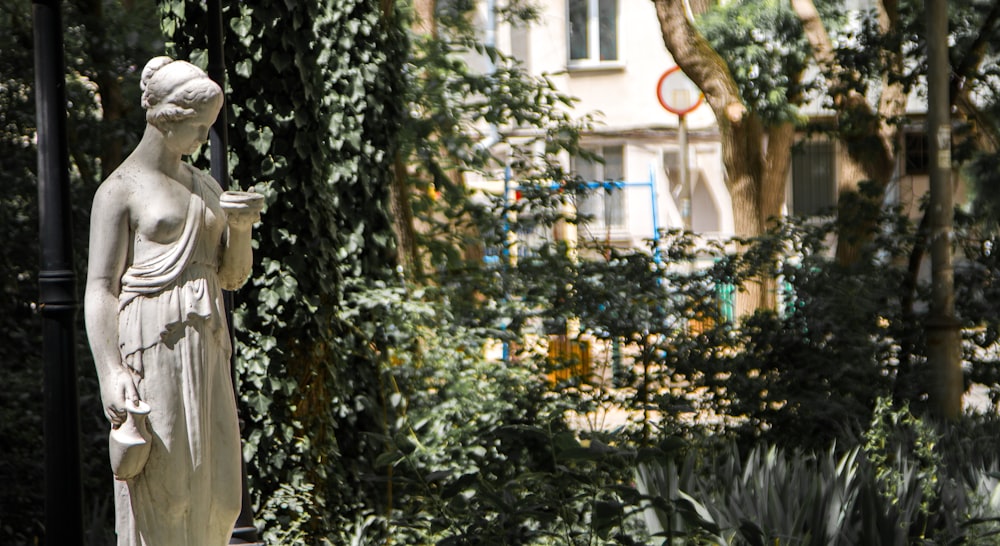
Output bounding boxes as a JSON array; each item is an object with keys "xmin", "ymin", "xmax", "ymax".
[{"xmin": 115, "ymin": 164, "xmax": 225, "ymax": 269}]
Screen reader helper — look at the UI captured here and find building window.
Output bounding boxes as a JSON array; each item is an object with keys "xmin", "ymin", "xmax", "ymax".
[
  {"xmin": 568, "ymin": 0, "xmax": 617, "ymax": 63},
  {"xmin": 904, "ymin": 132, "xmax": 929, "ymax": 175},
  {"xmin": 574, "ymin": 145, "xmax": 626, "ymax": 228},
  {"xmin": 791, "ymin": 140, "xmax": 837, "ymax": 216}
]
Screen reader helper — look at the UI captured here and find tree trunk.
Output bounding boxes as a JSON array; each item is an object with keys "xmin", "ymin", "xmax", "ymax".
[
  {"xmin": 73, "ymin": 0, "xmax": 130, "ymax": 177},
  {"xmin": 925, "ymin": 0, "xmax": 962, "ymax": 420},
  {"xmin": 762, "ymin": 123, "xmax": 795, "ymax": 227},
  {"xmin": 385, "ymin": 0, "xmax": 435, "ymax": 280},
  {"xmin": 412, "ymin": 0, "xmax": 437, "ymax": 37},
  {"xmin": 391, "ymin": 156, "xmax": 422, "ymax": 278},
  {"xmin": 728, "ymin": 167, "xmax": 765, "ymax": 314},
  {"xmin": 792, "ymin": 0, "xmax": 905, "ymax": 266},
  {"xmin": 654, "ymin": 0, "xmax": 779, "ymax": 315},
  {"xmin": 758, "ymin": 122, "xmax": 796, "ymax": 308}
]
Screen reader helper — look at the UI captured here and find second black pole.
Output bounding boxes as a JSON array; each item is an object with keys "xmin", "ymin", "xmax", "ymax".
[{"xmin": 204, "ymin": 0, "xmax": 263, "ymax": 542}]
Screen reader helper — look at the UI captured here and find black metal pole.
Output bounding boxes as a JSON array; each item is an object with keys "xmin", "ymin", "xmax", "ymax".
[
  {"xmin": 33, "ymin": 1, "xmax": 84, "ymax": 544},
  {"xmin": 206, "ymin": 0, "xmax": 262, "ymax": 543},
  {"xmin": 207, "ymin": 0, "xmax": 229, "ymax": 190}
]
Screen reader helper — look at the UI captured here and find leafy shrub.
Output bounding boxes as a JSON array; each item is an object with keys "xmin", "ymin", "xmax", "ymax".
[
  {"xmin": 637, "ymin": 404, "xmax": 1000, "ymax": 545},
  {"xmin": 344, "ymin": 282, "xmax": 648, "ymax": 544}
]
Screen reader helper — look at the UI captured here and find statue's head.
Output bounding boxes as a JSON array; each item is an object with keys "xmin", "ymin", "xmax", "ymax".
[{"xmin": 140, "ymin": 57, "xmax": 223, "ymax": 129}]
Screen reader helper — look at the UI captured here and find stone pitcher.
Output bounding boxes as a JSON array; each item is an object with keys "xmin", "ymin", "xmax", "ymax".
[{"xmin": 108, "ymin": 399, "xmax": 152, "ymax": 481}]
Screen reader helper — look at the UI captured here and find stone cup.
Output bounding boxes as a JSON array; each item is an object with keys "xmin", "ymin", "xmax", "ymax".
[
  {"xmin": 219, "ymin": 190, "xmax": 264, "ymax": 211},
  {"xmin": 220, "ymin": 191, "xmax": 264, "ymax": 228}
]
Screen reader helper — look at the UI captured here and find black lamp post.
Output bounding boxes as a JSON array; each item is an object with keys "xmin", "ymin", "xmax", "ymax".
[{"xmin": 33, "ymin": 1, "xmax": 85, "ymax": 544}]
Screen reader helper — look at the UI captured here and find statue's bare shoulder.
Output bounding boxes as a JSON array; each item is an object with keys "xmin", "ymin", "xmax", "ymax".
[{"xmin": 91, "ymin": 167, "xmax": 138, "ymax": 226}]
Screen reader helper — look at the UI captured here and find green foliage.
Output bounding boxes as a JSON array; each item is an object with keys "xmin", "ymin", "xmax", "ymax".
[
  {"xmin": 397, "ymin": 11, "xmax": 595, "ymax": 278},
  {"xmin": 862, "ymin": 398, "xmax": 942, "ymax": 531},
  {"xmin": 326, "ymin": 280, "xmax": 644, "ymax": 544},
  {"xmin": 513, "ymin": 212, "xmax": 914, "ymax": 452},
  {"xmin": 373, "ymin": 158, "xmax": 998, "ymax": 543},
  {"xmin": 808, "ymin": 0, "xmax": 1000, "ymax": 148},
  {"xmin": 158, "ymin": 0, "xmax": 597, "ymax": 540},
  {"xmin": 639, "ymin": 415, "xmax": 1000, "ymax": 546},
  {"xmin": 7, "ymin": 0, "xmax": 1000, "ymax": 544},
  {"xmin": 366, "ymin": 173, "xmax": 1000, "ymax": 543},
  {"xmin": 641, "ymin": 444, "xmax": 864, "ymax": 545},
  {"xmin": 965, "ymin": 152, "xmax": 1000, "ymax": 233},
  {"xmin": 467, "ymin": 191, "xmax": 1000, "ymax": 455},
  {"xmin": 698, "ymin": 0, "xmax": 811, "ymax": 125},
  {"xmin": 160, "ymin": 0, "xmax": 405, "ymax": 541},
  {"xmin": 8, "ymin": 1, "xmax": 998, "ymax": 544},
  {"xmin": 659, "ymin": 210, "xmax": 942, "ymax": 450},
  {"xmin": 953, "ymin": 211, "xmax": 1000, "ymax": 407},
  {"xmin": 372, "ymin": 298, "xmax": 657, "ymax": 543}
]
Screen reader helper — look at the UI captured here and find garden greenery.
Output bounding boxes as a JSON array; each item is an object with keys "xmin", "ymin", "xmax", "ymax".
[
  {"xmin": 159, "ymin": 0, "xmax": 406, "ymax": 540},
  {"xmin": 4, "ymin": 0, "xmax": 1000, "ymax": 544}
]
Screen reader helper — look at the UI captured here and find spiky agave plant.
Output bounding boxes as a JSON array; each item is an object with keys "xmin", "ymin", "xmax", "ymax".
[{"xmin": 637, "ymin": 443, "xmax": 863, "ymax": 546}]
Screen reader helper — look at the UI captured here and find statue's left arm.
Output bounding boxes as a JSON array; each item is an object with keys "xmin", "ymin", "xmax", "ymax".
[{"xmin": 217, "ymin": 204, "xmax": 260, "ymax": 290}]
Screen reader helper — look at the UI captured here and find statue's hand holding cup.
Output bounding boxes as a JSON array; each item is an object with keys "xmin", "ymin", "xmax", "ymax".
[{"xmin": 220, "ymin": 191, "xmax": 264, "ymax": 229}]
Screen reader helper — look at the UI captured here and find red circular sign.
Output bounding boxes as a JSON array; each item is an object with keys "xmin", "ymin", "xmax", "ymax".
[{"xmin": 656, "ymin": 66, "xmax": 704, "ymax": 116}]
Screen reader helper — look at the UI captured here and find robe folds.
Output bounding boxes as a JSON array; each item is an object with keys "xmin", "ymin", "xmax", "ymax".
[{"xmin": 114, "ymin": 169, "xmax": 241, "ymax": 546}]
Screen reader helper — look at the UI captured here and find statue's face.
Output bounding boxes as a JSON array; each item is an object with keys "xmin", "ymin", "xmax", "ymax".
[{"xmin": 163, "ymin": 98, "xmax": 222, "ymax": 156}]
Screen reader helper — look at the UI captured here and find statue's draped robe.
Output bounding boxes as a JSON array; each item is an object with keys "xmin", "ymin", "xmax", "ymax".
[{"xmin": 115, "ymin": 168, "xmax": 241, "ymax": 546}]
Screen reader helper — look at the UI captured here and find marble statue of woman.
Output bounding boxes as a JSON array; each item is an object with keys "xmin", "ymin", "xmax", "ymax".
[{"xmin": 85, "ymin": 56, "xmax": 263, "ymax": 546}]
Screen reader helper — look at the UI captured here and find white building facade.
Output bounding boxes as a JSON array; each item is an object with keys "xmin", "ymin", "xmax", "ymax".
[
  {"xmin": 472, "ymin": 0, "xmax": 935, "ymax": 250},
  {"xmin": 478, "ymin": 0, "xmax": 733, "ymax": 249}
]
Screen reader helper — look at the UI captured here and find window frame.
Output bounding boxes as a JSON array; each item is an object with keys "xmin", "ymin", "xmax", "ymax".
[
  {"xmin": 903, "ymin": 131, "xmax": 929, "ymax": 176},
  {"xmin": 567, "ymin": 0, "xmax": 620, "ymax": 69},
  {"xmin": 574, "ymin": 144, "xmax": 627, "ymax": 230},
  {"xmin": 789, "ymin": 138, "xmax": 838, "ymax": 217}
]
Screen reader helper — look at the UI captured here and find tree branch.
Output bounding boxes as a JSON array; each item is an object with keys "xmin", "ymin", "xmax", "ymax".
[
  {"xmin": 791, "ymin": 0, "xmax": 868, "ymax": 114},
  {"xmin": 951, "ymin": 0, "xmax": 1000, "ymax": 96},
  {"xmin": 652, "ymin": 0, "xmax": 744, "ymax": 126},
  {"xmin": 950, "ymin": 1, "xmax": 1000, "ymax": 153}
]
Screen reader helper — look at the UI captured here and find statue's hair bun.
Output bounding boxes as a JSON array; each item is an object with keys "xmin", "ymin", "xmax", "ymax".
[
  {"xmin": 139, "ymin": 56, "xmax": 221, "ymax": 124},
  {"xmin": 140, "ymin": 56, "xmax": 174, "ymax": 93}
]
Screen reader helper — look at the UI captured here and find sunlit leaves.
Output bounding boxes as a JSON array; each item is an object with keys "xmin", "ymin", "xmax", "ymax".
[{"xmin": 698, "ymin": 0, "xmax": 812, "ymax": 125}]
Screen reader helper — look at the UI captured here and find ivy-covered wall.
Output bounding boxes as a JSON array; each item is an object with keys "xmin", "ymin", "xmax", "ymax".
[{"xmin": 159, "ymin": 1, "xmax": 406, "ymax": 540}]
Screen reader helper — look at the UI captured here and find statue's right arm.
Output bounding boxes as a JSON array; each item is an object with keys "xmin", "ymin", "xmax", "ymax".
[{"xmin": 84, "ymin": 180, "xmax": 139, "ymax": 426}]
